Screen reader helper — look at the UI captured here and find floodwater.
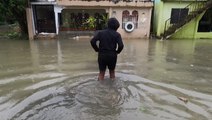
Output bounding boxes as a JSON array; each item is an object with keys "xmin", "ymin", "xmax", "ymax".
[{"xmin": 0, "ymin": 38, "xmax": 211, "ymax": 120}]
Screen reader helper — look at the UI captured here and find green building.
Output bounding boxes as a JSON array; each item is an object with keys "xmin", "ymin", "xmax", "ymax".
[{"xmin": 153, "ymin": 0, "xmax": 212, "ymax": 39}]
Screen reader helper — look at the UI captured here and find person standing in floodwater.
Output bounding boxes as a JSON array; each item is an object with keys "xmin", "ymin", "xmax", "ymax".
[{"xmin": 90, "ymin": 18, "xmax": 124, "ymax": 80}]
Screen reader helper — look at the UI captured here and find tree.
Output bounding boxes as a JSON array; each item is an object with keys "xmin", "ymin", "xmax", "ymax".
[{"xmin": 0, "ymin": 0, "xmax": 28, "ymax": 36}]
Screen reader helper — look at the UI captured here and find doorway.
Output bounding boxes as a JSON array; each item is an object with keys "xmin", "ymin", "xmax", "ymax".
[
  {"xmin": 33, "ymin": 5, "xmax": 56, "ymax": 33},
  {"xmin": 198, "ymin": 8, "xmax": 212, "ymax": 32}
]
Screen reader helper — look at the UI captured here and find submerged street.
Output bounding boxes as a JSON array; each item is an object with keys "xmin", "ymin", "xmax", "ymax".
[{"xmin": 0, "ymin": 38, "xmax": 211, "ymax": 120}]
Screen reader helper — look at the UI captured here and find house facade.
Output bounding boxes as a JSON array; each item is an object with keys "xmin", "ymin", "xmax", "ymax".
[
  {"xmin": 153, "ymin": 0, "xmax": 212, "ymax": 39},
  {"xmin": 27, "ymin": 0, "xmax": 154, "ymax": 40}
]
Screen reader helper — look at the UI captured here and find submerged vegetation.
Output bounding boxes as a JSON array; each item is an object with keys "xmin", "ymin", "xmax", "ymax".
[{"xmin": 0, "ymin": 23, "xmax": 27, "ymax": 40}]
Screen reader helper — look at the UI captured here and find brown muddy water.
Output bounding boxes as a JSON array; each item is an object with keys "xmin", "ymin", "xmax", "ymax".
[{"xmin": 0, "ymin": 38, "xmax": 211, "ymax": 120}]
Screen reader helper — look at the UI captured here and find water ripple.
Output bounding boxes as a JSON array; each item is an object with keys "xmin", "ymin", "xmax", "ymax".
[{"xmin": 0, "ymin": 73, "xmax": 211, "ymax": 120}]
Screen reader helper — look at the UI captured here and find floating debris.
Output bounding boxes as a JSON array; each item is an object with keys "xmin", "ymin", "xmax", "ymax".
[{"xmin": 178, "ymin": 97, "xmax": 188, "ymax": 104}]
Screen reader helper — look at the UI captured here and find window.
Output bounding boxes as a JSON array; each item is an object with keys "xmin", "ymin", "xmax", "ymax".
[
  {"xmin": 112, "ymin": 11, "xmax": 116, "ymax": 17},
  {"xmin": 198, "ymin": 8, "xmax": 212, "ymax": 32},
  {"xmin": 132, "ymin": 10, "xmax": 138, "ymax": 28},
  {"xmin": 122, "ymin": 10, "xmax": 130, "ymax": 28},
  {"xmin": 33, "ymin": 5, "xmax": 56, "ymax": 33},
  {"xmin": 170, "ymin": 8, "xmax": 188, "ymax": 24},
  {"xmin": 122, "ymin": 10, "xmax": 139, "ymax": 29}
]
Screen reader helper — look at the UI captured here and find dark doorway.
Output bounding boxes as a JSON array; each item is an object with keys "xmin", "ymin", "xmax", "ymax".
[
  {"xmin": 170, "ymin": 8, "xmax": 189, "ymax": 24},
  {"xmin": 198, "ymin": 8, "xmax": 212, "ymax": 32},
  {"xmin": 33, "ymin": 5, "xmax": 56, "ymax": 33}
]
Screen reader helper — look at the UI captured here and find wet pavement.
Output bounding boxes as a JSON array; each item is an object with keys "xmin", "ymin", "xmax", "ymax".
[{"xmin": 0, "ymin": 38, "xmax": 211, "ymax": 120}]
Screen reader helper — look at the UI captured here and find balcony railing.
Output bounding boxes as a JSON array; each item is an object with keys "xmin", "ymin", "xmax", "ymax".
[
  {"xmin": 57, "ymin": 0, "xmax": 154, "ymax": 7},
  {"xmin": 67, "ymin": 0, "xmax": 153, "ymax": 2},
  {"xmin": 30, "ymin": 0, "xmax": 56, "ymax": 2}
]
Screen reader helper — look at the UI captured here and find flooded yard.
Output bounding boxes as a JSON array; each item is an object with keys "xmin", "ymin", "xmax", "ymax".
[{"xmin": 0, "ymin": 38, "xmax": 211, "ymax": 120}]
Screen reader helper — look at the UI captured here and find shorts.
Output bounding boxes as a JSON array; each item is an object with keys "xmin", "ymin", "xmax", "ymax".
[{"xmin": 98, "ymin": 53, "xmax": 117, "ymax": 71}]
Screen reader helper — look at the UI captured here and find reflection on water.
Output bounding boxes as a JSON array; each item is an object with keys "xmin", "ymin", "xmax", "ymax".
[{"xmin": 0, "ymin": 38, "xmax": 211, "ymax": 120}]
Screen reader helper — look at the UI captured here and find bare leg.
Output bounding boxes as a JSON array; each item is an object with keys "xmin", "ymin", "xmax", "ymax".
[
  {"xmin": 109, "ymin": 70, "xmax": 115, "ymax": 80},
  {"xmin": 98, "ymin": 71, "xmax": 105, "ymax": 80}
]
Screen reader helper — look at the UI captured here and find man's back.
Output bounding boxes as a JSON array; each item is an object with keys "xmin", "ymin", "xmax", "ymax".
[
  {"xmin": 90, "ymin": 18, "xmax": 124, "ymax": 80},
  {"xmin": 91, "ymin": 29, "xmax": 123, "ymax": 54}
]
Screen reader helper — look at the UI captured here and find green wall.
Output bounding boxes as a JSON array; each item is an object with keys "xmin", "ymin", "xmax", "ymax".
[
  {"xmin": 170, "ymin": 16, "xmax": 199, "ymax": 39},
  {"xmin": 154, "ymin": 1, "xmax": 191, "ymax": 37},
  {"xmin": 153, "ymin": 0, "xmax": 162, "ymax": 35},
  {"xmin": 170, "ymin": 11, "xmax": 212, "ymax": 39}
]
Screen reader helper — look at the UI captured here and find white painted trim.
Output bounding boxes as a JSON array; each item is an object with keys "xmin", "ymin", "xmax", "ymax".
[
  {"xmin": 125, "ymin": 21, "xmax": 135, "ymax": 33},
  {"xmin": 54, "ymin": 6, "xmax": 64, "ymax": 34},
  {"xmin": 30, "ymin": 2, "xmax": 56, "ymax": 5}
]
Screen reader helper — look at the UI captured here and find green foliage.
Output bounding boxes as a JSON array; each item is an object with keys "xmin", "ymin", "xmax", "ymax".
[
  {"xmin": 0, "ymin": 23, "xmax": 27, "ymax": 39},
  {"xmin": 7, "ymin": 31, "xmax": 20, "ymax": 38},
  {"xmin": 102, "ymin": 14, "xmax": 109, "ymax": 29},
  {"xmin": 0, "ymin": 0, "xmax": 28, "ymax": 36},
  {"xmin": 87, "ymin": 16, "xmax": 96, "ymax": 29},
  {"xmin": 6, "ymin": 24, "xmax": 21, "ymax": 39}
]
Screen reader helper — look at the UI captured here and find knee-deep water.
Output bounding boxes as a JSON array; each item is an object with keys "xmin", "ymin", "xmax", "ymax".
[{"xmin": 0, "ymin": 38, "xmax": 211, "ymax": 120}]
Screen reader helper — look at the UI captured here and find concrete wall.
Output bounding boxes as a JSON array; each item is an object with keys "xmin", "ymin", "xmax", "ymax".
[
  {"xmin": 26, "ymin": 8, "xmax": 34, "ymax": 40},
  {"xmin": 111, "ymin": 7, "xmax": 152, "ymax": 39},
  {"xmin": 29, "ymin": 0, "xmax": 153, "ymax": 39},
  {"xmin": 57, "ymin": 0, "xmax": 153, "ymax": 7},
  {"xmin": 153, "ymin": 0, "xmax": 162, "ymax": 36},
  {"xmin": 57, "ymin": 0, "xmax": 153, "ymax": 38},
  {"xmin": 60, "ymin": 7, "xmax": 153, "ymax": 39}
]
